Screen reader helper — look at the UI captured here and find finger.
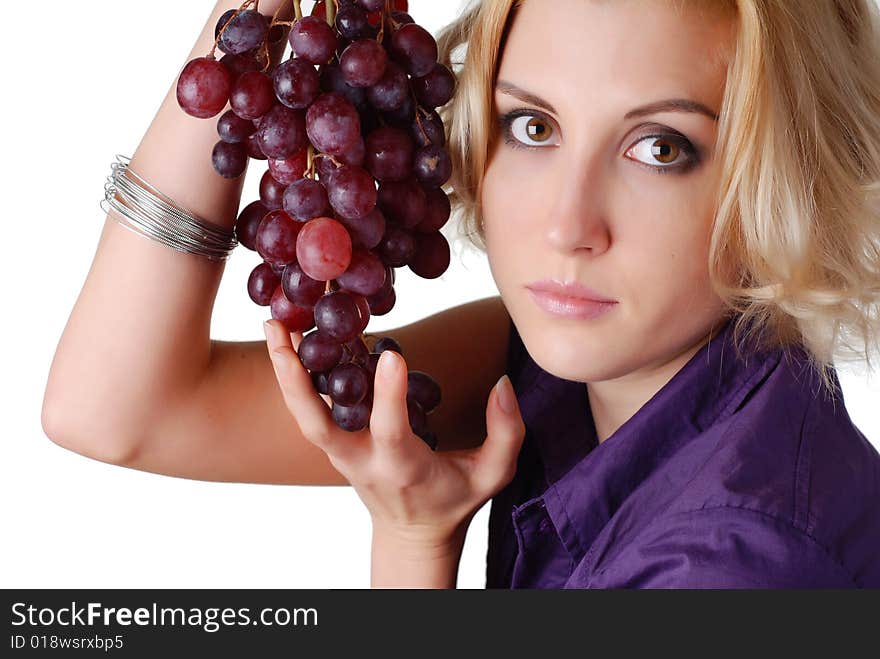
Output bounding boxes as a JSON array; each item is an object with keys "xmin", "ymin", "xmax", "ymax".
[
  {"xmin": 264, "ymin": 319, "xmax": 338, "ymax": 451},
  {"xmin": 472, "ymin": 375, "xmax": 527, "ymax": 497},
  {"xmin": 368, "ymin": 349, "xmax": 414, "ymax": 450},
  {"xmin": 286, "ymin": 330, "xmax": 332, "ymax": 409},
  {"xmin": 290, "ymin": 330, "xmax": 304, "ymax": 352}
]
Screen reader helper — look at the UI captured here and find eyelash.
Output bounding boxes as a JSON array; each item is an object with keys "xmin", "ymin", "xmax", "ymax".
[{"xmin": 497, "ymin": 109, "xmax": 701, "ymax": 175}]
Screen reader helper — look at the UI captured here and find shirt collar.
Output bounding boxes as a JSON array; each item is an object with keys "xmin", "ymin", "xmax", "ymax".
[{"xmin": 514, "ymin": 313, "xmax": 785, "ymax": 562}]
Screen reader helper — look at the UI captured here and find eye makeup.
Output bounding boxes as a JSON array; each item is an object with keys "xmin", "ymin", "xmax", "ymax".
[{"xmin": 496, "ymin": 109, "xmax": 703, "ymax": 175}]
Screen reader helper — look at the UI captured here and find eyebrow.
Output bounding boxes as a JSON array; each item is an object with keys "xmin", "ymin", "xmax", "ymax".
[{"xmin": 495, "ymin": 79, "xmax": 719, "ymax": 122}]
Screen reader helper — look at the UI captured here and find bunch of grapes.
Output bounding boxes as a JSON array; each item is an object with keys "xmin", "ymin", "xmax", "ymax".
[{"xmin": 176, "ymin": 0, "xmax": 455, "ymax": 449}]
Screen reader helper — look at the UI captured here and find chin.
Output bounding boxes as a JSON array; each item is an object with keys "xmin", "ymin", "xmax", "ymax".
[{"xmin": 517, "ymin": 319, "xmax": 625, "ymax": 383}]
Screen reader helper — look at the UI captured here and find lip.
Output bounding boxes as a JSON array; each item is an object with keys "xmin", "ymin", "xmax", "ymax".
[
  {"xmin": 527, "ymin": 289, "xmax": 618, "ymax": 319},
  {"xmin": 526, "ymin": 279, "xmax": 617, "ymax": 303},
  {"xmin": 526, "ymin": 280, "xmax": 618, "ymax": 320}
]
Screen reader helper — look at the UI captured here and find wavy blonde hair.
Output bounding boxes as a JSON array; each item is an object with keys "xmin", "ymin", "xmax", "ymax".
[{"xmin": 435, "ymin": 0, "xmax": 880, "ymax": 397}]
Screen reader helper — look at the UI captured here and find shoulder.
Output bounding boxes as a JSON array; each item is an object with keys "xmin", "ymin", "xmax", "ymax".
[{"xmin": 653, "ymin": 348, "xmax": 880, "ymax": 587}]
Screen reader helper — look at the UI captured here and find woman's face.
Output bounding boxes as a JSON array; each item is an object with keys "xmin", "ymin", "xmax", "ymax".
[{"xmin": 482, "ymin": 0, "xmax": 737, "ymax": 383}]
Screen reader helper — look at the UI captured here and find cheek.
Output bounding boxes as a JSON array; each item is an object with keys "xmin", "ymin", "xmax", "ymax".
[
  {"xmin": 481, "ymin": 155, "xmax": 538, "ymax": 261},
  {"xmin": 620, "ymin": 208, "xmax": 718, "ymax": 315}
]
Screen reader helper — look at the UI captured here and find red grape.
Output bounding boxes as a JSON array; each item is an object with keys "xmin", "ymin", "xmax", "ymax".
[
  {"xmin": 377, "ymin": 178, "xmax": 426, "ymax": 228},
  {"xmin": 319, "ymin": 64, "xmax": 368, "ymax": 113},
  {"xmin": 289, "ymin": 16, "xmax": 339, "ymax": 65},
  {"xmin": 327, "ymin": 165, "xmax": 378, "ymax": 219},
  {"xmin": 219, "ymin": 9, "xmax": 269, "ymax": 55},
  {"xmin": 220, "ymin": 52, "xmax": 262, "ymax": 81},
  {"xmin": 177, "ymin": 57, "xmax": 232, "ymax": 119},
  {"xmin": 315, "ymin": 290, "xmax": 362, "ymax": 343},
  {"xmin": 246, "ymin": 132, "xmax": 268, "ymax": 160},
  {"xmin": 406, "ymin": 371, "xmax": 441, "ymax": 413},
  {"xmin": 411, "ymin": 109, "xmax": 446, "ymax": 148},
  {"xmin": 230, "ymin": 70, "xmax": 275, "ymax": 120},
  {"xmin": 283, "ymin": 178, "xmax": 331, "ymax": 221},
  {"xmin": 336, "ymin": 248, "xmax": 386, "ymax": 297},
  {"xmin": 212, "ymin": 141, "xmax": 248, "ymax": 178},
  {"xmin": 248, "ymin": 262, "xmax": 280, "ymax": 306},
  {"xmin": 235, "ymin": 200, "xmax": 268, "ymax": 251},
  {"xmin": 408, "ymin": 230, "xmax": 450, "ymax": 279},
  {"xmin": 215, "ymin": 9, "xmax": 239, "ymax": 56},
  {"xmin": 336, "ymin": 5, "xmax": 375, "ymax": 40},
  {"xmin": 389, "ymin": 23, "xmax": 438, "ymax": 78},
  {"xmin": 365, "ymin": 126, "xmax": 414, "ymax": 182},
  {"xmin": 258, "ymin": 104, "xmax": 308, "ymax": 159},
  {"xmin": 273, "ymin": 57, "xmax": 321, "ymax": 109},
  {"xmin": 338, "ymin": 207, "xmax": 386, "ymax": 250},
  {"xmin": 332, "ymin": 399, "xmax": 371, "ymax": 432},
  {"xmin": 298, "ymin": 330, "xmax": 344, "ymax": 372},
  {"xmin": 377, "ymin": 225, "xmax": 417, "ymax": 267},
  {"xmin": 281, "ymin": 262, "xmax": 326, "ymax": 308},
  {"xmin": 268, "ymin": 148, "xmax": 309, "ymax": 186},
  {"xmin": 339, "ymin": 39, "xmax": 388, "ymax": 88},
  {"xmin": 296, "ymin": 216, "xmax": 353, "ymax": 281},
  {"xmin": 217, "ymin": 109, "xmax": 257, "ymax": 143},
  {"xmin": 270, "ymin": 285, "xmax": 316, "ymax": 333},
  {"xmin": 415, "ymin": 186, "xmax": 451, "ymax": 233},
  {"xmin": 328, "ymin": 362, "xmax": 371, "ymax": 406},
  {"xmin": 367, "ymin": 286, "xmax": 396, "ymax": 316},
  {"xmin": 306, "ymin": 92, "xmax": 362, "ymax": 157},
  {"xmin": 411, "ymin": 63, "xmax": 456, "ymax": 108},
  {"xmin": 259, "ymin": 170, "xmax": 286, "ymax": 210},
  {"xmin": 413, "ymin": 144, "xmax": 452, "ymax": 187},
  {"xmin": 256, "ymin": 209, "xmax": 302, "ymax": 265},
  {"xmin": 366, "ymin": 61, "xmax": 409, "ymax": 112}
]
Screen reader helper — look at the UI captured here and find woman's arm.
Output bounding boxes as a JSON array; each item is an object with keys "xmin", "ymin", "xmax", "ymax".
[
  {"xmin": 41, "ymin": 0, "xmax": 292, "ymax": 462},
  {"xmin": 371, "ymin": 523, "xmax": 468, "ymax": 589}
]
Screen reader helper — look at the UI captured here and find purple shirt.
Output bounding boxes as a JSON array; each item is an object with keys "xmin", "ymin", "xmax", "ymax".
[{"xmin": 486, "ymin": 315, "xmax": 880, "ymax": 588}]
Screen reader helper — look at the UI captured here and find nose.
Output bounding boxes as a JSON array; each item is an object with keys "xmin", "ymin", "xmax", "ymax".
[{"xmin": 544, "ymin": 155, "xmax": 612, "ymax": 255}]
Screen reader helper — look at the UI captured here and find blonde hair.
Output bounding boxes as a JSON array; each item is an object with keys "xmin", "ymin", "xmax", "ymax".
[{"xmin": 435, "ymin": 0, "xmax": 880, "ymax": 397}]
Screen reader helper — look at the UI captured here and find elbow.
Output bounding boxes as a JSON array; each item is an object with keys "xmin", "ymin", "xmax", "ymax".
[{"xmin": 41, "ymin": 392, "xmax": 140, "ymax": 467}]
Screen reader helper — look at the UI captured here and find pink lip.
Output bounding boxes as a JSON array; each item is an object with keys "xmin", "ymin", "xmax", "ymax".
[
  {"xmin": 526, "ymin": 279, "xmax": 617, "ymax": 303},
  {"xmin": 527, "ymin": 289, "xmax": 617, "ymax": 319},
  {"xmin": 525, "ymin": 280, "xmax": 618, "ymax": 320}
]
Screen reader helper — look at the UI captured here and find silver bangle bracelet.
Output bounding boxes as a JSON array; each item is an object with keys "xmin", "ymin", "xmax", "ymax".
[{"xmin": 100, "ymin": 154, "xmax": 238, "ymax": 262}]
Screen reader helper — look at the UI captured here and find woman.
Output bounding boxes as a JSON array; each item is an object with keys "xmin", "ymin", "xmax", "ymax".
[
  {"xmin": 272, "ymin": 0, "xmax": 880, "ymax": 587},
  {"xmin": 43, "ymin": 0, "xmax": 880, "ymax": 588}
]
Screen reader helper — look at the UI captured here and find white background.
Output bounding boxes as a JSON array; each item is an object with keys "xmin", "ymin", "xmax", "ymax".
[{"xmin": 2, "ymin": 0, "xmax": 878, "ymax": 589}]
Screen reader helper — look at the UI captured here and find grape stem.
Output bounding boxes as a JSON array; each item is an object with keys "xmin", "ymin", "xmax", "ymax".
[
  {"xmin": 259, "ymin": 3, "xmax": 294, "ymax": 73},
  {"xmin": 326, "ymin": 0, "xmax": 337, "ymax": 26},
  {"xmin": 313, "ymin": 152, "xmax": 343, "ymax": 169},
  {"xmin": 306, "ymin": 145, "xmax": 315, "ymax": 179},
  {"xmin": 376, "ymin": 2, "xmax": 387, "ymax": 44},
  {"xmin": 208, "ymin": 0, "xmax": 258, "ymax": 60},
  {"xmin": 413, "ymin": 107, "xmax": 432, "ymax": 146},
  {"xmin": 291, "ymin": 0, "xmax": 302, "ymax": 22},
  {"xmin": 378, "ymin": 0, "xmax": 402, "ymax": 44},
  {"xmin": 408, "ymin": 86, "xmax": 431, "ymax": 141}
]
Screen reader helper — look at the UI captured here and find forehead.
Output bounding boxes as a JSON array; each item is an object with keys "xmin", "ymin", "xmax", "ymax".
[{"xmin": 497, "ymin": 0, "xmax": 736, "ymax": 117}]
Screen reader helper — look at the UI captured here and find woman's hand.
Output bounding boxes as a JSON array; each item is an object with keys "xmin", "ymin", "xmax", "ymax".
[{"xmin": 263, "ymin": 319, "xmax": 526, "ymax": 562}]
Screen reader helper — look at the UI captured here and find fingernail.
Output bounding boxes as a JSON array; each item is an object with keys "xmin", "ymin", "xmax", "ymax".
[
  {"xmin": 263, "ymin": 320, "xmax": 272, "ymax": 341},
  {"xmin": 379, "ymin": 350, "xmax": 399, "ymax": 380},
  {"xmin": 495, "ymin": 374, "xmax": 516, "ymax": 414}
]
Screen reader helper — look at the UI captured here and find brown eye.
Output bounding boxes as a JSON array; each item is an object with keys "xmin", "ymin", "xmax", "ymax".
[
  {"xmin": 524, "ymin": 117, "xmax": 552, "ymax": 142},
  {"xmin": 625, "ymin": 133, "xmax": 699, "ymax": 173},
  {"xmin": 506, "ymin": 114, "xmax": 556, "ymax": 147},
  {"xmin": 650, "ymin": 138, "xmax": 680, "ymax": 164}
]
